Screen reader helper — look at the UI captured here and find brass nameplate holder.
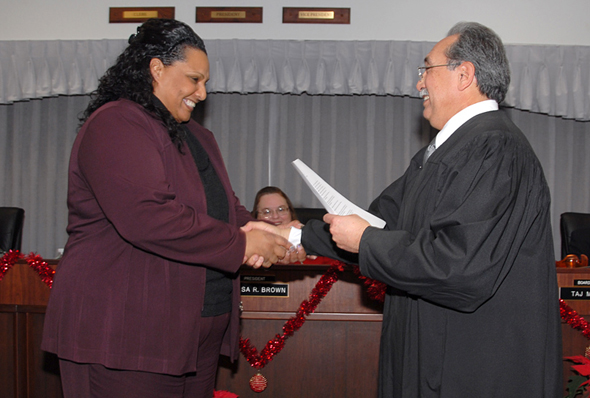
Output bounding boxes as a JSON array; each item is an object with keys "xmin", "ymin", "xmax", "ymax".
[
  {"xmin": 283, "ymin": 7, "xmax": 350, "ymax": 24},
  {"xmin": 109, "ymin": 7, "xmax": 175, "ymax": 23},
  {"xmin": 196, "ymin": 7, "xmax": 263, "ymax": 23}
]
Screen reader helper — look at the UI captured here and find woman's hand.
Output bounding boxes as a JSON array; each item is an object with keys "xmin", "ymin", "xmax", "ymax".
[
  {"xmin": 242, "ymin": 226, "xmax": 291, "ymax": 268},
  {"xmin": 242, "ymin": 221, "xmax": 307, "ymax": 265}
]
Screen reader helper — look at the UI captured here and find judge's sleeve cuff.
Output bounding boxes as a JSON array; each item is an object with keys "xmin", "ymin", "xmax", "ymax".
[{"xmin": 288, "ymin": 226, "xmax": 302, "ymax": 246}]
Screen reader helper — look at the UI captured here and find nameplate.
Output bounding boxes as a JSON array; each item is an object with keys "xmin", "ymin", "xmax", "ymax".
[
  {"xmin": 109, "ymin": 7, "xmax": 175, "ymax": 23},
  {"xmin": 561, "ymin": 287, "xmax": 590, "ymax": 300},
  {"xmin": 196, "ymin": 7, "xmax": 263, "ymax": 23},
  {"xmin": 241, "ymin": 283, "xmax": 289, "ymax": 297},
  {"xmin": 283, "ymin": 7, "xmax": 350, "ymax": 24},
  {"xmin": 574, "ymin": 280, "xmax": 590, "ymax": 286}
]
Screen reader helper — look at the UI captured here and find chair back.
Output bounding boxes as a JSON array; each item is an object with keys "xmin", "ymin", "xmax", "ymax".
[
  {"xmin": 560, "ymin": 212, "xmax": 590, "ymax": 258},
  {"xmin": 0, "ymin": 207, "xmax": 25, "ymax": 253},
  {"xmin": 293, "ymin": 208, "xmax": 327, "ymax": 224}
]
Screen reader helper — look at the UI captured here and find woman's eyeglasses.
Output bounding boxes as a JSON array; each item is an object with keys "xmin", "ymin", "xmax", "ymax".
[{"xmin": 259, "ymin": 206, "xmax": 290, "ymax": 218}]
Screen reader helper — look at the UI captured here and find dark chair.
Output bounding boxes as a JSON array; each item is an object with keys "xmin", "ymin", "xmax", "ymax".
[
  {"xmin": 0, "ymin": 207, "xmax": 25, "ymax": 253},
  {"xmin": 293, "ymin": 207, "xmax": 327, "ymax": 224},
  {"xmin": 560, "ymin": 212, "xmax": 590, "ymax": 259}
]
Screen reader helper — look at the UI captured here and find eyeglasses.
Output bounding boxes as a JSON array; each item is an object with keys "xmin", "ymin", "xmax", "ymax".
[
  {"xmin": 259, "ymin": 206, "xmax": 290, "ymax": 218},
  {"xmin": 417, "ymin": 63, "xmax": 458, "ymax": 79}
]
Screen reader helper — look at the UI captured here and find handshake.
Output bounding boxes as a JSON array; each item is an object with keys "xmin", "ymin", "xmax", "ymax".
[
  {"xmin": 240, "ymin": 213, "xmax": 371, "ymax": 269},
  {"xmin": 240, "ymin": 220, "xmax": 307, "ymax": 269}
]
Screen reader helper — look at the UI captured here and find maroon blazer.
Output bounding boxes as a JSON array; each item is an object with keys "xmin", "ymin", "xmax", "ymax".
[{"xmin": 41, "ymin": 99, "xmax": 253, "ymax": 375}]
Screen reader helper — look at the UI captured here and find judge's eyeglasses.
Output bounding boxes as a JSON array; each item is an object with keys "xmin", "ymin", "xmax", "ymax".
[{"xmin": 417, "ymin": 63, "xmax": 458, "ymax": 79}]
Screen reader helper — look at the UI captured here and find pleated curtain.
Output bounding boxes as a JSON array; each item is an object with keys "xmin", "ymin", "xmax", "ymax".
[{"xmin": 1, "ymin": 39, "xmax": 590, "ymax": 258}]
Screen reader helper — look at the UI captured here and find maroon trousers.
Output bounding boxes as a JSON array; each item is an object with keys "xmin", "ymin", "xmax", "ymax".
[{"xmin": 59, "ymin": 313, "xmax": 230, "ymax": 398}]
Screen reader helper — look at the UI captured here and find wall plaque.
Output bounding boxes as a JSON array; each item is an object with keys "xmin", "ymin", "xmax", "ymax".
[
  {"xmin": 283, "ymin": 7, "xmax": 350, "ymax": 24},
  {"xmin": 196, "ymin": 7, "xmax": 263, "ymax": 23},
  {"xmin": 109, "ymin": 7, "xmax": 175, "ymax": 23}
]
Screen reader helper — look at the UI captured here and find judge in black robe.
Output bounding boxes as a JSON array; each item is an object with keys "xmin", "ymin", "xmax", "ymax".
[{"xmin": 298, "ymin": 22, "xmax": 562, "ymax": 398}]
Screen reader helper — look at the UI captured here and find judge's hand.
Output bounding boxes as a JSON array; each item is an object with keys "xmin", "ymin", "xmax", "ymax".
[
  {"xmin": 242, "ymin": 221, "xmax": 308, "ymax": 264},
  {"xmin": 275, "ymin": 244, "xmax": 307, "ymax": 264},
  {"xmin": 242, "ymin": 228, "xmax": 291, "ymax": 268},
  {"xmin": 323, "ymin": 214, "xmax": 370, "ymax": 253},
  {"xmin": 284, "ymin": 219, "xmax": 305, "ymax": 229}
]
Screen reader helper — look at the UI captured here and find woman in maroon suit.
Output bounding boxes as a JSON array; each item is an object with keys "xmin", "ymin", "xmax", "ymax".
[{"xmin": 41, "ymin": 19, "xmax": 302, "ymax": 398}]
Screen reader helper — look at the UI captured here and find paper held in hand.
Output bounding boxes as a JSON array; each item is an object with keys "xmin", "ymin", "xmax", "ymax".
[{"xmin": 292, "ymin": 159, "xmax": 386, "ymax": 228}]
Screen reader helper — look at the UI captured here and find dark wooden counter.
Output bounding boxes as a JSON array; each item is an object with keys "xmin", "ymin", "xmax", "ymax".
[
  {"xmin": 0, "ymin": 260, "xmax": 62, "ymax": 398},
  {"xmin": 2, "ymin": 259, "xmax": 584, "ymax": 397},
  {"xmin": 215, "ymin": 262, "xmax": 382, "ymax": 397}
]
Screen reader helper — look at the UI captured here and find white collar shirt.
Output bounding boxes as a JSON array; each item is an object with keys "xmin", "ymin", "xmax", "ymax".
[{"xmin": 434, "ymin": 99, "xmax": 499, "ymax": 148}]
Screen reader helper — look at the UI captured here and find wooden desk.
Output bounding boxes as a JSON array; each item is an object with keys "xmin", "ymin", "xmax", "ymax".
[
  {"xmin": 0, "ymin": 260, "xmax": 62, "ymax": 398},
  {"xmin": 4, "ymin": 259, "xmax": 583, "ymax": 397},
  {"xmin": 215, "ymin": 262, "xmax": 383, "ymax": 397},
  {"xmin": 0, "ymin": 260, "xmax": 382, "ymax": 398}
]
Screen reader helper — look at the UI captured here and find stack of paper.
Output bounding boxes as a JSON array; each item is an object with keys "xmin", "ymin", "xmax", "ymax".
[{"xmin": 292, "ymin": 159, "xmax": 386, "ymax": 228}]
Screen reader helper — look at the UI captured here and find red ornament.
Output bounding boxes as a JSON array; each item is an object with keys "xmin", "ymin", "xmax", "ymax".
[{"xmin": 249, "ymin": 372, "xmax": 268, "ymax": 392}]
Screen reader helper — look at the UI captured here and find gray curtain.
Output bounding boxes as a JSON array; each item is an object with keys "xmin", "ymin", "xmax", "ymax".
[
  {"xmin": 0, "ymin": 95, "xmax": 88, "ymax": 257},
  {"xmin": 2, "ymin": 92, "xmax": 586, "ymax": 259},
  {"xmin": 3, "ymin": 39, "xmax": 590, "ymax": 120},
  {"xmin": 2, "ymin": 38, "xmax": 590, "ymax": 259}
]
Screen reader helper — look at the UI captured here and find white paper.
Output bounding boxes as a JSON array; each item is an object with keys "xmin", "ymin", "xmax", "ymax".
[{"xmin": 292, "ymin": 159, "xmax": 386, "ymax": 228}]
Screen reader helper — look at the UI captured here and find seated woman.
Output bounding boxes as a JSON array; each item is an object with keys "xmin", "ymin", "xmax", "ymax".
[{"xmin": 252, "ymin": 186, "xmax": 298, "ymax": 226}]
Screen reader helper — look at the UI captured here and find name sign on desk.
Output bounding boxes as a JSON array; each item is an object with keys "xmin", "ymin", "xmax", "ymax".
[
  {"xmin": 561, "ymin": 287, "xmax": 590, "ymax": 300},
  {"xmin": 241, "ymin": 283, "xmax": 289, "ymax": 297}
]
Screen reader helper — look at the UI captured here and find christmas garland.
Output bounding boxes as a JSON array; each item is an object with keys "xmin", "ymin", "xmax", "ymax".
[
  {"xmin": 561, "ymin": 298, "xmax": 590, "ymax": 339},
  {"xmin": 0, "ymin": 250, "xmax": 55, "ymax": 288},
  {"xmin": 239, "ymin": 259, "xmax": 345, "ymax": 391},
  {"xmin": 239, "ymin": 260, "xmax": 344, "ymax": 369}
]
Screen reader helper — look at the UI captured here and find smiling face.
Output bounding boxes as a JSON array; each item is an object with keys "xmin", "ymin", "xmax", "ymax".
[
  {"xmin": 416, "ymin": 35, "xmax": 463, "ymax": 130},
  {"xmin": 151, "ymin": 47, "xmax": 210, "ymax": 122},
  {"xmin": 256, "ymin": 193, "xmax": 293, "ymax": 226}
]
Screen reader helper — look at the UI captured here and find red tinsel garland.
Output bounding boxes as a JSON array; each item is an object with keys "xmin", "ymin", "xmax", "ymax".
[
  {"xmin": 0, "ymin": 250, "xmax": 55, "ymax": 288},
  {"xmin": 0, "ymin": 250, "xmax": 24, "ymax": 282},
  {"xmin": 560, "ymin": 298, "xmax": 590, "ymax": 339},
  {"xmin": 25, "ymin": 253, "xmax": 56, "ymax": 288},
  {"xmin": 352, "ymin": 265, "xmax": 386, "ymax": 303},
  {"xmin": 239, "ymin": 260, "xmax": 345, "ymax": 369}
]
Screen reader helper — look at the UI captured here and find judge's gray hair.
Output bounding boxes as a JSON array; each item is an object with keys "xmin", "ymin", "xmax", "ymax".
[{"xmin": 445, "ymin": 22, "xmax": 510, "ymax": 104}]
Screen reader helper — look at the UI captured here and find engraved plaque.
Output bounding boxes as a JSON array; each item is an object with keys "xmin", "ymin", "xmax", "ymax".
[
  {"xmin": 109, "ymin": 7, "xmax": 175, "ymax": 23},
  {"xmin": 283, "ymin": 7, "xmax": 350, "ymax": 24},
  {"xmin": 196, "ymin": 7, "xmax": 263, "ymax": 23}
]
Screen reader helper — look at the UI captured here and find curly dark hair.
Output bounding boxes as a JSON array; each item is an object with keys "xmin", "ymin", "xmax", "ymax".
[{"xmin": 80, "ymin": 18, "xmax": 207, "ymax": 150}]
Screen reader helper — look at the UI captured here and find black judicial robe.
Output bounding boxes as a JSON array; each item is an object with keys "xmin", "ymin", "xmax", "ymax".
[{"xmin": 302, "ymin": 110, "xmax": 562, "ymax": 397}]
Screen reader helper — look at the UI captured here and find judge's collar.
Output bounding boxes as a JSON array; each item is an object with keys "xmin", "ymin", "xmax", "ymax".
[{"xmin": 434, "ymin": 100, "xmax": 498, "ymax": 148}]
